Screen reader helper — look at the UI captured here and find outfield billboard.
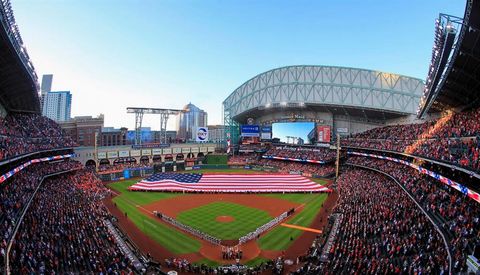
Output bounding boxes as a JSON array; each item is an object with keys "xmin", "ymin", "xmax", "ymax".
[
  {"xmin": 241, "ymin": 125, "xmax": 260, "ymax": 137},
  {"xmin": 317, "ymin": 125, "xmax": 331, "ymax": 143},
  {"xmin": 196, "ymin": 127, "xmax": 209, "ymax": 142}
]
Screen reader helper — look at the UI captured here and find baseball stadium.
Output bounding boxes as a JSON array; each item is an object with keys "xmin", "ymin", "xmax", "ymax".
[{"xmin": 1, "ymin": 1, "xmax": 480, "ymax": 274}]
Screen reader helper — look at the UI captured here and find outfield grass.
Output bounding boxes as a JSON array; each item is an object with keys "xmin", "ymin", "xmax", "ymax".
[
  {"xmin": 107, "ymin": 170, "xmax": 329, "ymax": 256},
  {"xmin": 108, "ymin": 180, "xmax": 201, "ymax": 254},
  {"xmin": 108, "ymin": 180, "xmax": 183, "ymax": 205},
  {"xmin": 177, "ymin": 201, "xmax": 272, "ymax": 240},
  {"xmin": 257, "ymin": 193, "xmax": 327, "ymax": 251}
]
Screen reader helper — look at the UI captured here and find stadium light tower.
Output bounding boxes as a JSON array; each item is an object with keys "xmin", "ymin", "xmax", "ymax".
[{"xmin": 127, "ymin": 107, "xmax": 182, "ymax": 145}]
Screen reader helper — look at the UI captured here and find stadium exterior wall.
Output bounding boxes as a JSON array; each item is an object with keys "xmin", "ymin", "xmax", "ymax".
[{"xmin": 73, "ymin": 144, "xmax": 219, "ymax": 166}]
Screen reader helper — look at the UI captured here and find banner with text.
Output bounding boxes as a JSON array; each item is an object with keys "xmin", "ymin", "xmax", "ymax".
[{"xmin": 317, "ymin": 125, "xmax": 331, "ymax": 143}]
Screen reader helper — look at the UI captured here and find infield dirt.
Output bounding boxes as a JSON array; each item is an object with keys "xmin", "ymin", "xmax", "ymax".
[{"xmin": 104, "ymin": 190, "xmax": 338, "ymax": 268}]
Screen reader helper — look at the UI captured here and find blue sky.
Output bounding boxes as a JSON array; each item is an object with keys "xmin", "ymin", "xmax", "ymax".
[{"xmin": 12, "ymin": 0, "xmax": 465, "ymax": 130}]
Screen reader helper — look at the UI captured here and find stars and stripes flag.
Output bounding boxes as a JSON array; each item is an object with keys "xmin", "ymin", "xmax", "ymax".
[{"xmin": 129, "ymin": 173, "xmax": 331, "ymax": 193}]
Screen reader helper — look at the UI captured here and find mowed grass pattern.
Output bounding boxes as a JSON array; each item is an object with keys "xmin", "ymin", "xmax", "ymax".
[
  {"xmin": 109, "ymin": 180, "xmax": 182, "ymax": 205},
  {"xmin": 106, "ymin": 174, "xmax": 329, "ymax": 255},
  {"xmin": 177, "ymin": 202, "xmax": 272, "ymax": 240},
  {"xmin": 258, "ymin": 193, "xmax": 327, "ymax": 251},
  {"xmin": 108, "ymin": 180, "xmax": 200, "ymax": 254}
]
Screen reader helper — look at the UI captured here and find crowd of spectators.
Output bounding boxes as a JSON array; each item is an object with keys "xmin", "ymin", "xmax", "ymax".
[
  {"xmin": 264, "ymin": 146, "xmax": 336, "ymax": 162},
  {"xmin": 163, "ymin": 256, "xmax": 283, "ymax": 274},
  {"xmin": 8, "ymin": 169, "xmax": 134, "ymax": 273},
  {"xmin": 0, "ymin": 114, "xmax": 76, "ymax": 161},
  {"xmin": 227, "ymin": 154, "xmax": 258, "ymax": 165},
  {"xmin": 342, "ymin": 107, "xmax": 480, "ymax": 172},
  {"xmin": 98, "ymin": 162, "xmax": 153, "ymax": 173},
  {"xmin": 309, "ymin": 168, "xmax": 449, "ymax": 274},
  {"xmin": 238, "ymin": 144, "xmax": 267, "ymax": 153},
  {"xmin": 347, "ymin": 156, "xmax": 480, "ymax": 273},
  {"xmin": 256, "ymin": 159, "xmax": 335, "ymax": 177},
  {"xmin": 0, "ymin": 159, "xmax": 81, "ymax": 270}
]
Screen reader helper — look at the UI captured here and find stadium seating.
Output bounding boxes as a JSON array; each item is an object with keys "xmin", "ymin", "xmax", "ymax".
[
  {"xmin": 295, "ymin": 168, "xmax": 449, "ymax": 274},
  {"xmin": 264, "ymin": 146, "xmax": 336, "ymax": 163},
  {"xmin": 342, "ymin": 107, "xmax": 480, "ymax": 172},
  {"xmin": 98, "ymin": 162, "xmax": 152, "ymax": 173},
  {"xmin": 256, "ymin": 158, "xmax": 335, "ymax": 177},
  {"xmin": 347, "ymin": 156, "xmax": 480, "ymax": 273},
  {"xmin": 8, "ymin": 170, "xmax": 134, "ymax": 274},
  {"xmin": 227, "ymin": 153, "xmax": 258, "ymax": 165},
  {"xmin": 0, "ymin": 113, "xmax": 76, "ymax": 161},
  {"xmin": 0, "ymin": 160, "xmax": 81, "ymax": 270}
]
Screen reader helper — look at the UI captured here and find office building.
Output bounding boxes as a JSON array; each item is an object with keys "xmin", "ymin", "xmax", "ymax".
[
  {"xmin": 208, "ymin": 125, "xmax": 225, "ymax": 143},
  {"xmin": 176, "ymin": 103, "xmax": 207, "ymax": 141},
  {"xmin": 59, "ymin": 115, "xmax": 104, "ymax": 147},
  {"xmin": 40, "ymin": 74, "xmax": 72, "ymax": 122}
]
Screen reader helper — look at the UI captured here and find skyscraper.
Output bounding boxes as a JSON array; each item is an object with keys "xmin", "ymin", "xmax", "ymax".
[
  {"xmin": 40, "ymin": 74, "xmax": 53, "ymax": 109},
  {"xmin": 176, "ymin": 103, "xmax": 208, "ymax": 141},
  {"xmin": 40, "ymin": 74, "xmax": 72, "ymax": 122}
]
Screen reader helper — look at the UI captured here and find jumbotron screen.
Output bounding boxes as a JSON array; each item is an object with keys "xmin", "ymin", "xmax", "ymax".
[{"xmin": 272, "ymin": 122, "xmax": 314, "ymax": 144}]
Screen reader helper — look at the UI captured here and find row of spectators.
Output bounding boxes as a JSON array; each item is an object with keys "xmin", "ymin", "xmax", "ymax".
[
  {"xmin": 264, "ymin": 146, "xmax": 336, "ymax": 162},
  {"xmin": 97, "ymin": 162, "xmax": 153, "ymax": 173},
  {"xmin": 227, "ymin": 154, "xmax": 258, "ymax": 165},
  {"xmin": 8, "ymin": 168, "xmax": 135, "ymax": 273},
  {"xmin": 0, "ymin": 159, "xmax": 82, "ymax": 270},
  {"xmin": 256, "ymin": 159, "xmax": 335, "ymax": 177},
  {"xmin": 163, "ymin": 256, "xmax": 284, "ymax": 274},
  {"xmin": 307, "ymin": 168, "xmax": 449, "ymax": 274},
  {"xmin": 0, "ymin": 113, "xmax": 76, "ymax": 161},
  {"xmin": 342, "ymin": 107, "xmax": 480, "ymax": 172},
  {"xmin": 347, "ymin": 156, "xmax": 480, "ymax": 273}
]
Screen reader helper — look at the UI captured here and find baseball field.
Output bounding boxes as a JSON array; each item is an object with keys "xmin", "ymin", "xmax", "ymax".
[{"xmin": 106, "ymin": 169, "xmax": 331, "ymax": 267}]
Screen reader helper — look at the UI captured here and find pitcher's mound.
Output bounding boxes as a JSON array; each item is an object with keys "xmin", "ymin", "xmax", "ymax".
[{"xmin": 216, "ymin": 215, "xmax": 235, "ymax": 223}]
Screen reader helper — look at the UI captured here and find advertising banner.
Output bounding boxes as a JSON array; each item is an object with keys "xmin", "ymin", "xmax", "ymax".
[
  {"xmin": 98, "ymin": 152, "xmax": 107, "ymax": 159},
  {"xmin": 173, "ymin": 147, "xmax": 182, "ymax": 154},
  {"xmin": 261, "ymin": 126, "xmax": 272, "ymax": 133},
  {"xmin": 163, "ymin": 148, "xmax": 172, "ymax": 154},
  {"xmin": 182, "ymin": 147, "xmax": 191, "ymax": 153},
  {"xmin": 241, "ymin": 125, "xmax": 260, "ymax": 137},
  {"xmin": 130, "ymin": 150, "xmax": 141, "ymax": 157},
  {"xmin": 196, "ymin": 127, "xmax": 209, "ymax": 142},
  {"xmin": 119, "ymin": 150, "xmax": 130, "ymax": 157},
  {"xmin": 261, "ymin": 133, "xmax": 272, "ymax": 140},
  {"xmin": 141, "ymin": 149, "xmax": 151, "ymax": 156},
  {"xmin": 107, "ymin": 151, "xmax": 118, "ymax": 159},
  {"xmin": 152, "ymin": 148, "xmax": 162, "ymax": 155},
  {"xmin": 317, "ymin": 125, "xmax": 331, "ymax": 143}
]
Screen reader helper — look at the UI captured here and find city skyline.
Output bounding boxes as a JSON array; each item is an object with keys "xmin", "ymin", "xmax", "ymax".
[{"xmin": 13, "ymin": 0, "xmax": 465, "ymax": 130}]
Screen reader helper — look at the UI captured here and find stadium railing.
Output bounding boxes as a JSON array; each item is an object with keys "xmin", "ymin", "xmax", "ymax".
[
  {"xmin": 345, "ymin": 163, "xmax": 453, "ymax": 274},
  {"xmin": 345, "ymin": 146, "xmax": 480, "ymax": 180},
  {"xmin": 3, "ymin": 168, "xmax": 81, "ymax": 274}
]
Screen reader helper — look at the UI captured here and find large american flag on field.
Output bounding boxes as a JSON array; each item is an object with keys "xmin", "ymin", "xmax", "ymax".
[{"xmin": 128, "ymin": 173, "xmax": 330, "ymax": 193}]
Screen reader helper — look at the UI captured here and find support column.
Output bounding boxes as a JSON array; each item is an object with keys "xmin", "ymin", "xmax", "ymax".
[{"xmin": 135, "ymin": 111, "xmax": 144, "ymax": 145}]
